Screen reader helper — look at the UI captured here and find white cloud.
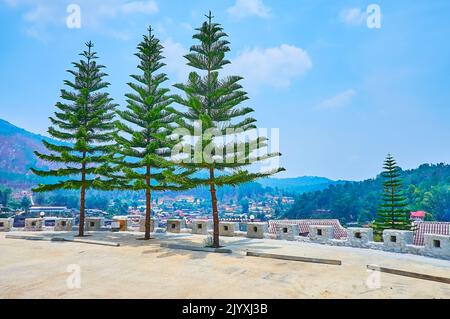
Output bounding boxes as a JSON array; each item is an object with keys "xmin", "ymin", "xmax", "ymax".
[
  {"xmin": 227, "ymin": 44, "xmax": 312, "ymax": 90},
  {"xmin": 3, "ymin": 0, "xmax": 159, "ymax": 40},
  {"xmin": 180, "ymin": 22, "xmax": 193, "ymax": 32},
  {"xmin": 339, "ymin": 7, "xmax": 367, "ymax": 26},
  {"xmin": 99, "ymin": 0, "xmax": 158, "ymax": 17},
  {"xmin": 162, "ymin": 38, "xmax": 190, "ymax": 82},
  {"xmin": 316, "ymin": 90, "xmax": 357, "ymax": 110},
  {"xmin": 227, "ymin": 0, "xmax": 271, "ymax": 19},
  {"xmin": 121, "ymin": 1, "xmax": 158, "ymax": 14},
  {"xmin": 160, "ymin": 41, "xmax": 312, "ymax": 91}
]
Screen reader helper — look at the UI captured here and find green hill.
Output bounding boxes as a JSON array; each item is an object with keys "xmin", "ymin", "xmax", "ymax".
[
  {"xmin": 0, "ymin": 119, "xmax": 64, "ymax": 188},
  {"xmin": 258, "ymin": 176, "xmax": 344, "ymax": 193},
  {"xmin": 0, "ymin": 118, "xmax": 341, "ymax": 193},
  {"xmin": 285, "ymin": 163, "xmax": 450, "ymax": 223}
]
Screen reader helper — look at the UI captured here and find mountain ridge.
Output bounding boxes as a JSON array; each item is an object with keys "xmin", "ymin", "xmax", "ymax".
[{"xmin": 0, "ymin": 118, "xmax": 343, "ymax": 192}]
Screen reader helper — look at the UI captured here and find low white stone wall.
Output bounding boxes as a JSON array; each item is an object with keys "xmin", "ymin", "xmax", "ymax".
[
  {"xmin": 423, "ymin": 234, "xmax": 450, "ymax": 259},
  {"xmin": 308, "ymin": 225, "xmax": 334, "ymax": 242},
  {"xmin": 275, "ymin": 224, "xmax": 299, "ymax": 241},
  {"xmin": 54, "ymin": 218, "xmax": 73, "ymax": 231},
  {"xmin": 25, "ymin": 218, "xmax": 43, "ymax": 231},
  {"xmin": 346, "ymin": 227, "xmax": 373, "ymax": 248},
  {"xmin": 191, "ymin": 220, "xmax": 212, "ymax": 235},
  {"xmin": 246, "ymin": 222, "xmax": 268, "ymax": 239},
  {"xmin": 85, "ymin": 218, "xmax": 102, "ymax": 231},
  {"xmin": 219, "ymin": 222, "xmax": 240, "ymax": 237},
  {"xmin": 167, "ymin": 220, "xmax": 181, "ymax": 233},
  {"xmin": 0, "ymin": 218, "xmax": 13, "ymax": 232}
]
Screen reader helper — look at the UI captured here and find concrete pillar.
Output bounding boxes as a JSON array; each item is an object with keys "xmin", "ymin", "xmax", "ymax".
[
  {"xmin": 308, "ymin": 225, "xmax": 334, "ymax": 242},
  {"xmin": 219, "ymin": 222, "xmax": 239, "ymax": 237},
  {"xmin": 246, "ymin": 222, "xmax": 268, "ymax": 239}
]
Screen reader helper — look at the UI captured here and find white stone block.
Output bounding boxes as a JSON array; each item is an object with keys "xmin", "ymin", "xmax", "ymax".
[
  {"xmin": 0, "ymin": 218, "xmax": 13, "ymax": 232},
  {"xmin": 424, "ymin": 234, "xmax": 450, "ymax": 260},
  {"xmin": 246, "ymin": 222, "xmax": 268, "ymax": 239},
  {"xmin": 275, "ymin": 224, "xmax": 299, "ymax": 241},
  {"xmin": 191, "ymin": 219, "xmax": 212, "ymax": 235},
  {"xmin": 54, "ymin": 218, "xmax": 73, "ymax": 231},
  {"xmin": 219, "ymin": 222, "xmax": 239, "ymax": 237},
  {"xmin": 382, "ymin": 229, "xmax": 414, "ymax": 253},
  {"xmin": 85, "ymin": 218, "xmax": 102, "ymax": 231},
  {"xmin": 167, "ymin": 219, "xmax": 181, "ymax": 233},
  {"xmin": 309, "ymin": 225, "xmax": 334, "ymax": 242},
  {"xmin": 25, "ymin": 218, "xmax": 43, "ymax": 231},
  {"xmin": 346, "ymin": 227, "xmax": 373, "ymax": 247}
]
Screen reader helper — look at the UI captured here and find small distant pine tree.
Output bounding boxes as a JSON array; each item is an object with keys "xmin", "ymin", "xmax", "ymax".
[
  {"xmin": 373, "ymin": 154, "xmax": 412, "ymax": 235},
  {"xmin": 31, "ymin": 42, "xmax": 118, "ymax": 237}
]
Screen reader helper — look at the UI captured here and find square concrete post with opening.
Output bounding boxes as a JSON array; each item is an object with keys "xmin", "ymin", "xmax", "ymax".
[
  {"xmin": 0, "ymin": 218, "xmax": 13, "ymax": 232},
  {"xmin": 167, "ymin": 219, "xmax": 181, "ymax": 233},
  {"xmin": 423, "ymin": 234, "xmax": 450, "ymax": 260},
  {"xmin": 191, "ymin": 219, "xmax": 212, "ymax": 235},
  {"xmin": 139, "ymin": 218, "xmax": 155, "ymax": 233},
  {"xmin": 219, "ymin": 222, "xmax": 239, "ymax": 237},
  {"xmin": 308, "ymin": 225, "xmax": 334, "ymax": 242},
  {"xmin": 346, "ymin": 227, "xmax": 373, "ymax": 247},
  {"xmin": 275, "ymin": 224, "xmax": 299, "ymax": 241},
  {"xmin": 246, "ymin": 222, "xmax": 268, "ymax": 239},
  {"xmin": 85, "ymin": 218, "xmax": 102, "ymax": 231},
  {"xmin": 382, "ymin": 229, "xmax": 414, "ymax": 252},
  {"xmin": 25, "ymin": 218, "xmax": 43, "ymax": 231},
  {"xmin": 54, "ymin": 218, "xmax": 73, "ymax": 231}
]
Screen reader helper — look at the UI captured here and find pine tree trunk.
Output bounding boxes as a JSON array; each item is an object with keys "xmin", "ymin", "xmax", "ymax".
[
  {"xmin": 209, "ymin": 167, "xmax": 220, "ymax": 248},
  {"xmin": 78, "ymin": 152, "xmax": 86, "ymax": 237},
  {"xmin": 144, "ymin": 166, "xmax": 151, "ymax": 240}
]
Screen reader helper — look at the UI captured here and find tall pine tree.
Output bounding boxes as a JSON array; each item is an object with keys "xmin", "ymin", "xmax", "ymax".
[
  {"xmin": 31, "ymin": 42, "xmax": 118, "ymax": 237},
  {"xmin": 168, "ymin": 12, "xmax": 284, "ymax": 248},
  {"xmin": 114, "ymin": 27, "xmax": 184, "ymax": 240},
  {"xmin": 373, "ymin": 154, "xmax": 412, "ymax": 234}
]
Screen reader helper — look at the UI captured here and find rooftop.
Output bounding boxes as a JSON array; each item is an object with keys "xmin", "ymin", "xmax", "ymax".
[{"xmin": 1, "ymin": 232, "xmax": 449, "ymax": 299}]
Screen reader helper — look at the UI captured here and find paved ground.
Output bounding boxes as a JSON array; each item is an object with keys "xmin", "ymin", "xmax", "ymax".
[{"xmin": 0, "ymin": 231, "xmax": 449, "ymax": 299}]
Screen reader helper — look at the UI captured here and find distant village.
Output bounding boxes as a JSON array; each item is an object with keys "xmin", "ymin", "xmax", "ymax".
[{"xmin": 0, "ymin": 189, "xmax": 296, "ymax": 228}]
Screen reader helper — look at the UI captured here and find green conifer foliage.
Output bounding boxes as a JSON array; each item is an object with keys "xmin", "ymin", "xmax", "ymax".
[
  {"xmin": 114, "ymin": 27, "xmax": 185, "ymax": 240},
  {"xmin": 169, "ymin": 12, "xmax": 284, "ymax": 248},
  {"xmin": 374, "ymin": 154, "xmax": 412, "ymax": 235},
  {"xmin": 31, "ymin": 42, "xmax": 118, "ymax": 236}
]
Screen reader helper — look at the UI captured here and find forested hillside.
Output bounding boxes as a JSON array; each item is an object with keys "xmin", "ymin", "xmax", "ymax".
[{"xmin": 285, "ymin": 163, "xmax": 450, "ymax": 223}]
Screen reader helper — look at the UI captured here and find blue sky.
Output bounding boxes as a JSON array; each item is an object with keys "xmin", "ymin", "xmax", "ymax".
[{"xmin": 0, "ymin": 0, "xmax": 449, "ymax": 181}]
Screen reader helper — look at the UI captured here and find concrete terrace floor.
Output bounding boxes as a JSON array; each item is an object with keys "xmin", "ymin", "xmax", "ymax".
[{"xmin": 0, "ymin": 231, "xmax": 449, "ymax": 299}]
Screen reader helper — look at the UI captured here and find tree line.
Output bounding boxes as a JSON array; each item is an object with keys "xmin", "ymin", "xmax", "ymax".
[
  {"xmin": 285, "ymin": 160, "xmax": 450, "ymax": 228},
  {"xmin": 31, "ymin": 12, "xmax": 283, "ymax": 247}
]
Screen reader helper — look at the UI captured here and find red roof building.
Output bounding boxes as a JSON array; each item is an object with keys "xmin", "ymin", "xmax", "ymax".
[{"xmin": 410, "ymin": 211, "xmax": 426, "ymax": 221}]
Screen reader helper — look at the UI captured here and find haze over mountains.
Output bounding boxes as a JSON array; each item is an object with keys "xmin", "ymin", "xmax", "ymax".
[{"xmin": 0, "ymin": 118, "xmax": 342, "ymax": 192}]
